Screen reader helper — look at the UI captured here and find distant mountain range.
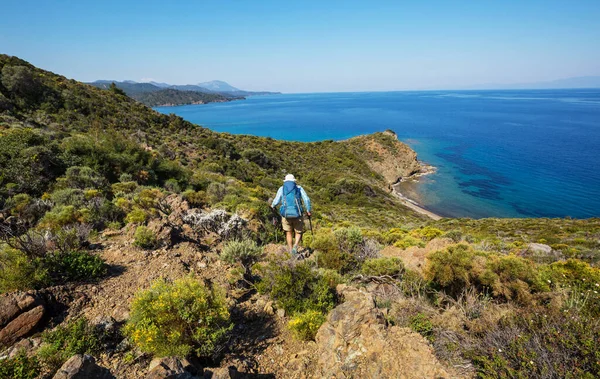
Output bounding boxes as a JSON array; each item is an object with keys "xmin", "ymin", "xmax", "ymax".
[
  {"xmin": 88, "ymin": 80, "xmax": 279, "ymax": 98},
  {"xmin": 465, "ymin": 76, "xmax": 600, "ymax": 90}
]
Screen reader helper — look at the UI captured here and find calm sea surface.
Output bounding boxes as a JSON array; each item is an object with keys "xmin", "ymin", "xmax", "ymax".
[{"xmin": 155, "ymin": 89, "xmax": 600, "ymax": 219}]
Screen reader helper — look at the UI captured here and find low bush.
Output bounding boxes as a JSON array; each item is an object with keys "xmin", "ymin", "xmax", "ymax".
[
  {"xmin": 133, "ymin": 226, "xmax": 158, "ymax": 249},
  {"xmin": 288, "ymin": 310, "xmax": 327, "ymax": 341},
  {"xmin": 425, "ymin": 244, "xmax": 475, "ymax": 295},
  {"xmin": 125, "ymin": 208, "xmax": 147, "ymax": 224},
  {"xmin": 393, "ymin": 235, "xmax": 425, "ymax": 249},
  {"xmin": 443, "ymin": 230, "xmax": 463, "ymax": 243},
  {"xmin": 124, "ymin": 276, "xmax": 232, "ymax": 357},
  {"xmin": 478, "ymin": 254, "xmax": 544, "ymax": 303},
  {"xmin": 38, "ymin": 205, "xmax": 82, "ymax": 232},
  {"xmin": 37, "ymin": 318, "xmax": 102, "ymax": 371},
  {"xmin": 410, "ymin": 226, "xmax": 444, "ymax": 241},
  {"xmin": 0, "ymin": 246, "xmax": 47, "ymax": 293},
  {"xmin": 0, "ymin": 350, "xmax": 40, "ymax": 379},
  {"xmin": 409, "ymin": 313, "xmax": 434, "ymax": 341},
  {"xmin": 361, "ymin": 257, "xmax": 404, "ymax": 277},
  {"xmin": 220, "ymin": 239, "xmax": 262, "ymax": 273},
  {"xmin": 470, "ymin": 311, "xmax": 600, "ymax": 378},
  {"xmin": 255, "ymin": 260, "xmax": 337, "ymax": 315},
  {"xmin": 44, "ymin": 251, "xmax": 106, "ymax": 283}
]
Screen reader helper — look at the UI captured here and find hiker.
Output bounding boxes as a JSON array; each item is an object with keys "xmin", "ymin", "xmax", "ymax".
[{"xmin": 271, "ymin": 174, "xmax": 312, "ymax": 256}]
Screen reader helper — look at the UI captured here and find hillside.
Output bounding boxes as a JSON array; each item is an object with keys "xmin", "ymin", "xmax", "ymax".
[
  {"xmin": 88, "ymin": 81, "xmax": 241, "ymax": 107},
  {"xmin": 132, "ymin": 88, "xmax": 241, "ymax": 107},
  {"xmin": 1, "ymin": 54, "xmax": 600, "ymax": 379}
]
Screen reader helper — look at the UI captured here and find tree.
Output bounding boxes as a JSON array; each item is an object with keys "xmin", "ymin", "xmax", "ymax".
[{"xmin": 109, "ymin": 82, "xmax": 127, "ymax": 97}]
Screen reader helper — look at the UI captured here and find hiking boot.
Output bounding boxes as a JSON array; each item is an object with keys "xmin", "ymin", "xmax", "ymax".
[{"xmin": 291, "ymin": 246, "xmax": 298, "ymax": 256}]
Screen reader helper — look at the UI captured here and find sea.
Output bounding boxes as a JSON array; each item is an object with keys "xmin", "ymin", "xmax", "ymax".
[{"xmin": 155, "ymin": 89, "xmax": 600, "ymax": 219}]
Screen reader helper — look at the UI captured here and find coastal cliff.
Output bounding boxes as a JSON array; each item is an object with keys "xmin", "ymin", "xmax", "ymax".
[{"xmin": 350, "ymin": 130, "xmax": 421, "ymax": 186}]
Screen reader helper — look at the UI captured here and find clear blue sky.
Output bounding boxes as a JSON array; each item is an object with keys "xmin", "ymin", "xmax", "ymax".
[{"xmin": 1, "ymin": 0, "xmax": 599, "ymax": 92}]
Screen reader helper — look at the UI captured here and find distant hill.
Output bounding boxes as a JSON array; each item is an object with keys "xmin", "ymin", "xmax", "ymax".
[
  {"xmin": 197, "ymin": 80, "xmax": 240, "ymax": 92},
  {"xmin": 134, "ymin": 88, "xmax": 240, "ymax": 107},
  {"xmin": 89, "ymin": 81, "xmax": 163, "ymax": 95},
  {"xmin": 467, "ymin": 76, "xmax": 600, "ymax": 90},
  {"xmin": 87, "ymin": 81, "xmax": 243, "ymax": 107}
]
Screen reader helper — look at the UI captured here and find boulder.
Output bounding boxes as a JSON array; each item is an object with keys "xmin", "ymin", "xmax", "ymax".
[
  {"xmin": 53, "ymin": 354, "xmax": 113, "ymax": 379},
  {"xmin": 0, "ymin": 292, "xmax": 39, "ymax": 327},
  {"xmin": 146, "ymin": 356, "xmax": 198, "ymax": 379},
  {"xmin": 0, "ymin": 305, "xmax": 45, "ymax": 347},
  {"xmin": 313, "ymin": 285, "xmax": 450, "ymax": 378}
]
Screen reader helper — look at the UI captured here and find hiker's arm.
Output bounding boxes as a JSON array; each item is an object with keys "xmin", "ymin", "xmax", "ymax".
[
  {"xmin": 271, "ymin": 187, "xmax": 283, "ymax": 208},
  {"xmin": 299, "ymin": 187, "xmax": 311, "ymax": 214}
]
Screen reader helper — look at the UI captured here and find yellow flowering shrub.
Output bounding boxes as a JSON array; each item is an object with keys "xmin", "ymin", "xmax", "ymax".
[
  {"xmin": 288, "ymin": 310, "xmax": 326, "ymax": 341},
  {"xmin": 124, "ymin": 276, "xmax": 232, "ymax": 357}
]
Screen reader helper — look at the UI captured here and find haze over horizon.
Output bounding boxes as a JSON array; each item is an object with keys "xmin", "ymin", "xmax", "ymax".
[{"xmin": 2, "ymin": 0, "xmax": 599, "ymax": 93}]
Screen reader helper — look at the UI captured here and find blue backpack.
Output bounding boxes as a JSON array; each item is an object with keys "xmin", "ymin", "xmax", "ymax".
[{"xmin": 279, "ymin": 181, "xmax": 303, "ymax": 218}]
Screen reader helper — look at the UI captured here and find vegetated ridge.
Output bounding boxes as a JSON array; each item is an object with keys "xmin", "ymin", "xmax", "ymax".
[
  {"xmin": 88, "ymin": 79, "xmax": 279, "ymax": 107},
  {"xmin": 1, "ymin": 54, "xmax": 599, "ymax": 379}
]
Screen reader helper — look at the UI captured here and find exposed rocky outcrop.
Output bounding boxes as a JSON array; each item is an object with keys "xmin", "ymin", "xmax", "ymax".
[
  {"xmin": 0, "ymin": 292, "xmax": 46, "ymax": 347},
  {"xmin": 146, "ymin": 357, "xmax": 198, "ymax": 379},
  {"xmin": 314, "ymin": 285, "xmax": 450, "ymax": 378},
  {"xmin": 53, "ymin": 354, "xmax": 113, "ymax": 379},
  {"xmin": 356, "ymin": 131, "xmax": 422, "ymax": 185}
]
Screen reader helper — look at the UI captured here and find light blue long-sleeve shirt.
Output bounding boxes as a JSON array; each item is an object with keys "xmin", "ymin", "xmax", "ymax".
[{"xmin": 271, "ymin": 183, "xmax": 311, "ymax": 213}]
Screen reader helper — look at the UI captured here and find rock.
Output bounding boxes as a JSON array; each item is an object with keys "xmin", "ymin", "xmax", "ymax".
[
  {"xmin": 7, "ymin": 337, "xmax": 41, "ymax": 358},
  {"xmin": 53, "ymin": 354, "xmax": 113, "ymax": 379},
  {"xmin": 276, "ymin": 308, "xmax": 285, "ymax": 318},
  {"xmin": 313, "ymin": 285, "xmax": 450, "ymax": 378},
  {"xmin": 0, "ymin": 292, "xmax": 39, "ymax": 327},
  {"xmin": 146, "ymin": 356, "xmax": 198, "ymax": 379},
  {"xmin": 0, "ymin": 305, "xmax": 45, "ymax": 347},
  {"xmin": 527, "ymin": 243, "xmax": 553, "ymax": 255},
  {"xmin": 263, "ymin": 301, "xmax": 275, "ymax": 316}
]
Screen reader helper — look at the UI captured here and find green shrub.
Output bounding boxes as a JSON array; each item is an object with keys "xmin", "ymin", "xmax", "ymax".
[
  {"xmin": 220, "ymin": 239, "xmax": 262, "ymax": 272},
  {"xmin": 470, "ymin": 312, "xmax": 600, "ymax": 378},
  {"xmin": 38, "ymin": 205, "xmax": 82, "ymax": 232},
  {"xmin": 37, "ymin": 318, "xmax": 102, "ymax": 371},
  {"xmin": 164, "ymin": 178, "xmax": 181, "ymax": 193},
  {"xmin": 49, "ymin": 188, "xmax": 85, "ymax": 207},
  {"xmin": 63, "ymin": 166, "xmax": 105, "ymax": 189},
  {"xmin": 288, "ymin": 310, "xmax": 327, "ymax": 341},
  {"xmin": 540, "ymin": 259, "xmax": 600, "ymax": 315},
  {"xmin": 361, "ymin": 257, "xmax": 404, "ymax": 277},
  {"xmin": 0, "ymin": 246, "xmax": 47, "ymax": 293},
  {"xmin": 124, "ymin": 276, "xmax": 232, "ymax": 357},
  {"xmin": 393, "ymin": 235, "xmax": 425, "ymax": 249},
  {"xmin": 425, "ymin": 244, "xmax": 475, "ymax": 295},
  {"xmin": 125, "ymin": 208, "xmax": 147, "ymax": 224},
  {"xmin": 181, "ymin": 190, "xmax": 206, "ymax": 207},
  {"xmin": 381, "ymin": 228, "xmax": 407, "ymax": 244},
  {"xmin": 255, "ymin": 260, "xmax": 337, "ymax": 315},
  {"xmin": 410, "ymin": 226, "xmax": 444, "ymax": 241},
  {"xmin": 409, "ymin": 313, "xmax": 434, "ymax": 341},
  {"xmin": 133, "ymin": 226, "xmax": 158, "ymax": 249},
  {"xmin": 0, "ymin": 349, "xmax": 41, "ymax": 379},
  {"xmin": 334, "ymin": 226, "xmax": 363, "ymax": 253},
  {"xmin": 478, "ymin": 254, "xmax": 544, "ymax": 303},
  {"xmin": 44, "ymin": 251, "xmax": 106, "ymax": 283},
  {"xmin": 443, "ymin": 230, "xmax": 463, "ymax": 243}
]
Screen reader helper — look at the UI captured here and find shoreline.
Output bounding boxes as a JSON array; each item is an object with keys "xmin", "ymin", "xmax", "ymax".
[{"xmin": 392, "ymin": 163, "xmax": 443, "ymax": 220}]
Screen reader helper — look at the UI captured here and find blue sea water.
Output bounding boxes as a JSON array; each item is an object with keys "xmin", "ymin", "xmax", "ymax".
[{"xmin": 155, "ymin": 89, "xmax": 600, "ymax": 219}]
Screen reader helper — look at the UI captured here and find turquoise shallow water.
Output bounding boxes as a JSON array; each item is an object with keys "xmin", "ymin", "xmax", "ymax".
[{"xmin": 155, "ymin": 89, "xmax": 600, "ymax": 219}]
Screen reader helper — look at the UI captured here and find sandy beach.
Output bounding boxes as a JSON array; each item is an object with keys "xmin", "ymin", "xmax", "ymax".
[{"xmin": 392, "ymin": 186, "xmax": 443, "ymax": 220}]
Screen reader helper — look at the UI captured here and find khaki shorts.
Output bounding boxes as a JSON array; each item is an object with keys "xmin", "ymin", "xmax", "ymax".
[{"xmin": 282, "ymin": 216, "xmax": 304, "ymax": 233}]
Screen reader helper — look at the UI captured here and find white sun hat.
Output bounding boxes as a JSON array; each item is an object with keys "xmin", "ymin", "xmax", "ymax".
[{"xmin": 284, "ymin": 174, "xmax": 296, "ymax": 182}]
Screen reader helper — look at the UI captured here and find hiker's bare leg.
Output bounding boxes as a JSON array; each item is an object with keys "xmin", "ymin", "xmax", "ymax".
[
  {"xmin": 294, "ymin": 232, "xmax": 302, "ymax": 249},
  {"xmin": 286, "ymin": 231, "xmax": 294, "ymax": 251}
]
